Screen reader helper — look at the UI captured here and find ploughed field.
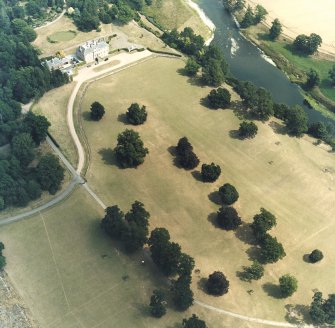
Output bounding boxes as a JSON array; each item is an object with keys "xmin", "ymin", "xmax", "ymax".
[{"xmin": 81, "ymin": 57, "xmax": 335, "ymax": 321}]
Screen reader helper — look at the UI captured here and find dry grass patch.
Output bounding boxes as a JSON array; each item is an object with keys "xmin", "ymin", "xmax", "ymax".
[{"xmin": 80, "ymin": 56, "xmax": 335, "ymax": 322}]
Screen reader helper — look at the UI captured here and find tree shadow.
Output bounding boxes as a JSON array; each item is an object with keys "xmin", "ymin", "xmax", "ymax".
[
  {"xmin": 117, "ymin": 113, "xmax": 131, "ymax": 125},
  {"xmin": 197, "ymin": 277, "xmax": 207, "ymax": 293},
  {"xmin": 200, "ymin": 97, "xmax": 213, "ymax": 109},
  {"xmin": 232, "ymin": 107, "xmax": 252, "ymax": 121},
  {"xmin": 268, "ymin": 121, "xmax": 287, "ymax": 135},
  {"xmin": 302, "ymin": 254, "xmax": 311, "ymax": 263},
  {"xmin": 191, "ymin": 170, "xmax": 203, "ymax": 182},
  {"xmin": 187, "ymin": 76, "xmax": 206, "ymax": 88},
  {"xmin": 131, "ymin": 302, "xmax": 151, "ymax": 318},
  {"xmin": 98, "ymin": 148, "xmax": 119, "ymax": 167},
  {"xmin": 229, "ymin": 129, "xmax": 243, "ymax": 140},
  {"xmin": 257, "ymin": 32, "xmax": 272, "ymax": 41},
  {"xmin": 208, "ymin": 191, "xmax": 222, "ymax": 205},
  {"xmin": 167, "ymin": 146, "xmax": 182, "ymax": 168},
  {"xmin": 246, "ymin": 246, "xmax": 261, "ymax": 261},
  {"xmin": 262, "ymin": 282, "xmax": 283, "ymax": 299},
  {"xmin": 166, "ymin": 323, "xmax": 182, "ymax": 328},
  {"xmin": 207, "ymin": 212, "xmax": 219, "ymax": 228},
  {"xmin": 285, "ymin": 304, "xmax": 312, "ymax": 325},
  {"xmin": 235, "ymin": 223, "xmax": 257, "ymax": 245},
  {"xmin": 82, "ymin": 111, "xmax": 92, "ymax": 121}
]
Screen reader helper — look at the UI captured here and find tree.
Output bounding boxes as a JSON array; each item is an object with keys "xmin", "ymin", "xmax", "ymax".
[
  {"xmin": 273, "ymin": 103, "xmax": 289, "ymax": 120},
  {"xmin": 249, "ymin": 87, "xmax": 273, "ymax": 121},
  {"xmin": 206, "ymin": 271, "xmax": 229, "ymax": 296},
  {"xmin": 184, "ymin": 58, "xmax": 200, "ymax": 76},
  {"xmin": 90, "ymin": 101, "xmax": 105, "ymax": 121},
  {"xmin": 218, "ymin": 183, "xmax": 239, "ymax": 205},
  {"xmin": 202, "ymin": 59, "xmax": 225, "ymax": 87},
  {"xmin": 260, "ymin": 234, "xmax": 286, "ymax": 263},
  {"xmin": 126, "ymin": 103, "xmax": 147, "ymax": 125},
  {"xmin": 176, "ymin": 137, "xmax": 193, "ymax": 155},
  {"xmin": 36, "ymin": 154, "xmax": 64, "ymax": 194},
  {"xmin": 114, "ymin": 129, "xmax": 149, "ymax": 168},
  {"xmin": 238, "ymin": 121, "xmax": 258, "ymax": 138},
  {"xmin": 207, "ymin": 88, "xmax": 231, "ymax": 109},
  {"xmin": 11, "ymin": 133, "xmax": 35, "ymax": 166},
  {"xmin": 176, "ymin": 137, "xmax": 199, "ymax": 170},
  {"xmin": 285, "ymin": 105, "xmax": 308, "ymax": 137},
  {"xmin": 251, "ymin": 208, "xmax": 276, "ymax": 240},
  {"xmin": 201, "ymin": 163, "xmax": 221, "ymax": 182},
  {"xmin": 172, "ymin": 275, "xmax": 194, "ymax": 311},
  {"xmin": 309, "ymin": 249, "xmax": 324, "ymax": 263},
  {"xmin": 306, "ymin": 69, "xmax": 320, "ymax": 89},
  {"xmin": 329, "ymin": 65, "xmax": 335, "ymax": 86},
  {"xmin": 178, "ymin": 253, "xmax": 195, "ymax": 277},
  {"xmin": 23, "ymin": 112, "xmax": 50, "ymax": 145},
  {"xmin": 279, "ymin": 274, "xmax": 298, "ymax": 297},
  {"xmin": 254, "ymin": 5, "xmax": 267, "ymax": 24},
  {"xmin": 149, "ymin": 289, "xmax": 166, "ymax": 318},
  {"xmin": 269, "ymin": 18, "xmax": 282, "ymax": 40},
  {"xmin": 240, "ymin": 260, "xmax": 264, "ymax": 282},
  {"xmin": 182, "ymin": 314, "xmax": 208, "ymax": 328},
  {"xmin": 216, "ymin": 206, "xmax": 242, "ymax": 230},
  {"xmin": 101, "ymin": 205, "xmax": 126, "ymax": 239},
  {"xmin": 310, "ymin": 292, "xmax": 328, "ymax": 324},
  {"xmin": 240, "ymin": 6, "xmax": 254, "ymax": 28},
  {"xmin": 293, "ymin": 33, "xmax": 322, "ymax": 55},
  {"xmin": 0, "ymin": 241, "xmax": 5, "ymax": 270},
  {"xmin": 308, "ymin": 122, "xmax": 328, "ymax": 140}
]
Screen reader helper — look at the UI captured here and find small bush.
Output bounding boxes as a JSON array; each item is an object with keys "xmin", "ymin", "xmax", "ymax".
[{"xmin": 309, "ymin": 249, "xmax": 324, "ymax": 263}]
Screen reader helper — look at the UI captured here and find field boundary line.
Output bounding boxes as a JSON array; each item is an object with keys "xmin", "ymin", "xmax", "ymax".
[{"xmin": 40, "ymin": 212, "xmax": 71, "ymax": 311}]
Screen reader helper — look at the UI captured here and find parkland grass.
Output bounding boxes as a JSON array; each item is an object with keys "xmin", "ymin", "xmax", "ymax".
[{"xmin": 80, "ymin": 56, "xmax": 335, "ymax": 322}]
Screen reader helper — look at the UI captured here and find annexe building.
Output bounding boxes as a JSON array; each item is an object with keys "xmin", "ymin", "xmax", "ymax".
[{"xmin": 76, "ymin": 38, "xmax": 109, "ymax": 62}]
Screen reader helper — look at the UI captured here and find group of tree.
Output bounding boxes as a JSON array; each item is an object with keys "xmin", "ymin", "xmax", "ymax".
[
  {"xmin": 101, "ymin": 201, "xmax": 150, "ymax": 253},
  {"xmin": 207, "ymin": 88, "xmax": 231, "ymax": 109},
  {"xmin": 223, "ymin": 0, "xmax": 245, "ymax": 13},
  {"xmin": 148, "ymin": 228, "xmax": 195, "ymax": 311},
  {"xmin": 250, "ymin": 208, "xmax": 286, "ymax": 263},
  {"xmin": 240, "ymin": 4, "xmax": 268, "ymax": 28},
  {"xmin": 238, "ymin": 121, "xmax": 258, "ymax": 138},
  {"xmin": 293, "ymin": 33, "xmax": 322, "ymax": 55},
  {"xmin": 114, "ymin": 129, "xmax": 149, "ymax": 168},
  {"xmin": 175, "ymin": 137, "xmax": 199, "ymax": 170},
  {"xmin": 0, "ymin": 242, "xmax": 5, "ymax": 270},
  {"xmin": 310, "ymin": 291, "xmax": 335, "ymax": 324},
  {"xmin": 126, "ymin": 103, "xmax": 147, "ymax": 125}
]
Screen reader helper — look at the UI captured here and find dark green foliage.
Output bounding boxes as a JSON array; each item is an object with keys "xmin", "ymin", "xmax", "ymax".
[
  {"xmin": 25, "ymin": 180, "xmax": 42, "ymax": 200},
  {"xmin": 206, "ymin": 271, "xmax": 229, "ymax": 296},
  {"xmin": 309, "ymin": 292, "xmax": 335, "ymax": 324},
  {"xmin": 273, "ymin": 103, "xmax": 289, "ymax": 120},
  {"xmin": 182, "ymin": 314, "xmax": 208, "ymax": 328},
  {"xmin": 149, "ymin": 289, "xmax": 166, "ymax": 318},
  {"xmin": 216, "ymin": 206, "xmax": 242, "ymax": 230},
  {"xmin": 279, "ymin": 274, "xmax": 298, "ymax": 297},
  {"xmin": 23, "ymin": 112, "xmax": 50, "ymax": 145},
  {"xmin": 240, "ymin": 6, "xmax": 254, "ymax": 28},
  {"xmin": 218, "ymin": 183, "xmax": 239, "ymax": 205},
  {"xmin": 11, "ymin": 18, "xmax": 37, "ymax": 42},
  {"xmin": 0, "ymin": 241, "xmax": 5, "ymax": 270},
  {"xmin": 329, "ymin": 65, "xmax": 335, "ymax": 86},
  {"xmin": 184, "ymin": 58, "xmax": 200, "ymax": 76},
  {"xmin": 306, "ymin": 69, "xmax": 320, "ymax": 89},
  {"xmin": 101, "ymin": 201, "xmax": 150, "ymax": 253},
  {"xmin": 202, "ymin": 59, "xmax": 225, "ymax": 87},
  {"xmin": 177, "ymin": 253, "xmax": 195, "ymax": 277},
  {"xmin": 309, "ymin": 249, "xmax": 324, "ymax": 263},
  {"xmin": 259, "ymin": 234, "xmax": 286, "ymax": 263},
  {"xmin": 114, "ymin": 129, "xmax": 149, "ymax": 168},
  {"xmin": 74, "ymin": 0, "xmax": 100, "ymax": 31},
  {"xmin": 113, "ymin": 0, "xmax": 136, "ymax": 25},
  {"xmin": 293, "ymin": 33, "xmax": 322, "ymax": 55},
  {"xmin": 90, "ymin": 101, "xmax": 105, "ymax": 121},
  {"xmin": 11, "ymin": 133, "xmax": 35, "ymax": 166},
  {"xmin": 240, "ymin": 260, "xmax": 264, "ymax": 282},
  {"xmin": 36, "ymin": 154, "xmax": 64, "ymax": 194},
  {"xmin": 251, "ymin": 208, "xmax": 276, "ymax": 240},
  {"xmin": 201, "ymin": 163, "xmax": 221, "ymax": 182},
  {"xmin": 172, "ymin": 275, "xmax": 194, "ymax": 311},
  {"xmin": 238, "ymin": 121, "xmax": 258, "ymax": 138},
  {"xmin": 269, "ymin": 18, "xmax": 282, "ymax": 40},
  {"xmin": 126, "ymin": 103, "xmax": 147, "ymax": 125},
  {"xmin": 253, "ymin": 5, "xmax": 267, "ymax": 24},
  {"xmin": 175, "ymin": 137, "xmax": 199, "ymax": 170},
  {"xmin": 308, "ymin": 122, "xmax": 328, "ymax": 140},
  {"xmin": 207, "ymin": 88, "xmax": 231, "ymax": 109},
  {"xmin": 284, "ymin": 105, "xmax": 308, "ymax": 137},
  {"xmin": 223, "ymin": 0, "xmax": 245, "ymax": 13}
]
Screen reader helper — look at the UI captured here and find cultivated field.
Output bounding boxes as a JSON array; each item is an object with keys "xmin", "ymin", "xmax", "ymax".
[
  {"xmin": 80, "ymin": 56, "xmax": 335, "ymax": 323},
  {"xmin": 246, "ymin": 0, "xmax": 335, "ymax": 56},
  {"xmin": 0, "ymin": 188, "xmax": 264, "ymax": 328}
]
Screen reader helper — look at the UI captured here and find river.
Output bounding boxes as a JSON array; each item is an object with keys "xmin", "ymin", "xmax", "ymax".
[{"xmin": 197, "ymin": 0, "xmax": 331, "ymax": 124}]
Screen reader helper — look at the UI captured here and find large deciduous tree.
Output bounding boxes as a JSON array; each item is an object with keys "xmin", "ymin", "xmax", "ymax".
[
  {"xmin": 149, "ymin": 289, "xmax": 166, "ymax": 318},
  {"xmin": 251, "ymin": 208, "xmax": 277, "ymax": 240},
  {"xmin": 182, "ymin": 314, "xmax": 208, "ymax": 328},
  {"xmin": 218, "ymin": 183, "xmax": 239, "ymax": 205},
  {"xmin": 279, "ymin": 274, "xmax": 298, "ymax": 297},
  {"xmin": 269, "ymin": 18, "xmax": 282, "ymax": 40},
  {"xmin": 284, "ymin": 105, "xmax": 308, "ymax": 137},
  {"xmin": 126, "ymin": 103, "xmax": 147, "ymax": 125},
  {"xmin": 201, "ymin": 163, "xmax": 221, "ymax": 182},
  {"xmin": 90, "ymin": 101, "xmax": 105, "ymax": 121},
  {"xmin": 206, "ymin": 271, "xmax": 229, "ymax": 296},
  {"xmin": 238, "ymin": 121, "xmax": 258, "ymax": 139},
  {"xmin": 23, "ymin": 111, "xmax": 50, "ymax": 145},
  {"xmin": 259, "ymin": 234, "xmax": 286, "ymax": 263},
  {"xmin": 216, "ymin": 206, "xmax": 242, "ymax": 230}
]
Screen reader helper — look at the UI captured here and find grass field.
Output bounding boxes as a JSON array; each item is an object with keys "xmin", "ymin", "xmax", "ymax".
[
  {"xmin": 32, "ymin": 83, "xmax": 78, "ymax": 166},
  {"xmin": 143, "ymin": 0, "xmax": 211, "ymax": 40},
  {"xmin": 80, "ymin": 56, "xmax": 335, "ymax": 323},
  {"xmin": 0, "ymin": 188, "xmax": 268, "ymax": 328},
  {"xmin": 48, "ymin": 30, "xmax": 77, "ymax": 43},
  {"xmin": 244, "ymin": 24, "xmax": 335, "ymax": 103}
]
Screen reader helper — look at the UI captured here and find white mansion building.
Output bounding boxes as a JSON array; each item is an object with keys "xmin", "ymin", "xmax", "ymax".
[{"xmin": 76, "ymin": 38, "xmax": 109, "ymax": 62}]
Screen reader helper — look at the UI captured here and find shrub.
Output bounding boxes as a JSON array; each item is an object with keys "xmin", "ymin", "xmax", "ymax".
[{"xmin": 309, "ymin": 249, "xmax": 324, "ymax": 263}]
